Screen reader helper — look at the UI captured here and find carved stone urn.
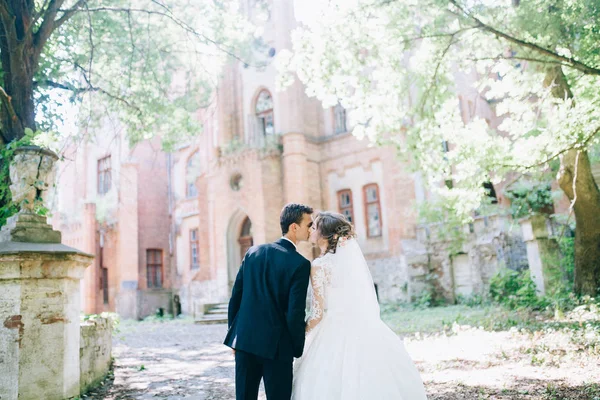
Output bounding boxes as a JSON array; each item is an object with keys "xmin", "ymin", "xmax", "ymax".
[
  {"xmin": 0, "ymin": 145, "xmax": 61, "ymax": 243},
  {"xmin": 9, "ymin": 145, "xmax": 58, "ymax": 211}
]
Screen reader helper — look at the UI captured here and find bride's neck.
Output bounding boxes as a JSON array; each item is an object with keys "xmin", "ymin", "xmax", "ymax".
[{"xmin": 318, "ymin": 242, "xmax": 328, "ymax": 256}]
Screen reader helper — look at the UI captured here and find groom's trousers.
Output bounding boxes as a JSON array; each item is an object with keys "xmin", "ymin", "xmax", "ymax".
[{"xmin": 235, "ymin": 350, "xmax": 293, "ymax": 400}]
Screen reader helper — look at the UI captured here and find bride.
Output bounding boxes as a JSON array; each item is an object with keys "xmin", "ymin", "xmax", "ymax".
[{"xmin": 292, "ymin": 211, "xmax": 428, "ymax": 400}]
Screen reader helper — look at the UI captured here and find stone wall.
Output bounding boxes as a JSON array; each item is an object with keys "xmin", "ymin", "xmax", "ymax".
[
  {"xmin": 408, "ymin": 214, "xmax": 529, "ymax": 302},
  {"xmin": 179, "ymin": 279, "xmax": 224, "ymax": 316},
  {"xmin": 368, "ymin": 256, "xmax": 410, "ymax": 303},
  {"xmin": 80, "ymin": 317, "xmax": 112, "ymax": 394},
  {"xmin": 138, "ymin": 289, "xmax": 174, "ymax": 318}
]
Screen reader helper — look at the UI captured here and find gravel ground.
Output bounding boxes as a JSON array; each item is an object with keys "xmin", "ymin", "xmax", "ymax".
[
  {"xmin": 85, "ymin": 319, "xmax": 600, "ymax": 400},
  {"xmin": 86, "ymin": 320, "xmax": 243, "ymax": 400}
]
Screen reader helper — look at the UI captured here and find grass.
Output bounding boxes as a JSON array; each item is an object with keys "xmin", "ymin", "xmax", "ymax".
[
  {"xmin": 380, "ymin": 303, "xmax": 534, "ymax": 335},
  {"xmin": 380, "ymin": 301, "xmax": 600, "ymax": 336}
]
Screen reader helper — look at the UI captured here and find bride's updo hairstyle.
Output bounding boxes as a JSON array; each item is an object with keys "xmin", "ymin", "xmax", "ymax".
[{"xmin": 314, "ymin": 211, "xmax": 356, "ymax": 254}]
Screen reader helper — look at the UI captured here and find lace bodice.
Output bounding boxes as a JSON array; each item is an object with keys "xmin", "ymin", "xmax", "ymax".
[{"xmin": 306, "ymin": 237, "xmax": 352, "ymax": 333}]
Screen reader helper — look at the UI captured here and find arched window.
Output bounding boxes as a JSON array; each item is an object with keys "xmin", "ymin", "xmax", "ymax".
[
  {"xmin": 255, "ymin": 90, "xmax": 274, "ymax": 136},
  {"xmin": 186, "ymin": 151, "xmax": 200, "ymax": 198},
  {"xmin": 334, "ymin": 104, "xmax": 347, "ymax": 134}
]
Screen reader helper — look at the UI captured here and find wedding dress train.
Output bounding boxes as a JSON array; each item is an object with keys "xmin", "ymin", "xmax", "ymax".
[{"xmin": 292, "ymin": 237, "xmax": 428, "ymax": 400}]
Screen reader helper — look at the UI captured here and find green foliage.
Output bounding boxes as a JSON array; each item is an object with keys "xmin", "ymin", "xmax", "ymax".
[
  {"xmin": 540, "ymin": 234, "xmax": 577, "ymax": 314},
  {"xmin": 3, "ymin": 0, "xmax": 257, "ymax": 148},
  {"xmin": 489, "ymin": 268, "xmax": 548, "ymax": 310},
  {"xmin": 414, "ymin": 291, "xmax": 434, "ymax": 309},
  {"xmin": 381, "ymin": 303, "xmax": 534, "ymax": 334},
  {"xmin": 557, "ymin": 236, "xmax": 576, "ymax": 284},
  {"xmin": 142, "ymin": 312, "xmax": 174, "ymax": 322},
  {"xmin": 382, "ymin": 300, "xmax": 600, "ymax": 338},
  {"xmin": 504, "ymin": 182, "xmax": 556, "ymax": 219},
  {"xmin": 282, "ymin": 0, "xmax": 600, "ymax": 228},
  {"xmin": 417, "ymin": 199, "xmax": 470, "ymax": 254},
  {"xmin": 59, "ymin": 0, "xmax": 255, "ymax": 150},
  {"xmin": 490, "ymin": 233, "xmax": 581, "ymax": 314},
  {"xmin": 455, "ymin": 293, "xmax": 488, "ymax": 307}
]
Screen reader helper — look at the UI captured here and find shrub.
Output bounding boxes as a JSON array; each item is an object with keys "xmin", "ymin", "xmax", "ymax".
[
  {"xmin": 455, "ymin": 293, "xmax": 487, "ymax": 307},
  {"xmin": 489, "ymin": 268, "xmax": 547, "ymax": 310}
]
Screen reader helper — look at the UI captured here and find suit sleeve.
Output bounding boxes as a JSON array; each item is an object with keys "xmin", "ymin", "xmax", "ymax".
[
  {"xmin": 228, "ymin": 255, "xmax": 245, "ymax": 329},
  {"xmin": 286, "ymin": 259, "xmax": 311, "ymax": 358}
]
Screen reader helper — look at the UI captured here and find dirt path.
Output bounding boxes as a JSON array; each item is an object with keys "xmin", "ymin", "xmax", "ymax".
[{"xmin": 86, "ymin": 320, "xmax": 599, "ymax": 400}]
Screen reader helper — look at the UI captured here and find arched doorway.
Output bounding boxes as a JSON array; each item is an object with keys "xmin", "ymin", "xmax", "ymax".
[
  {"xmin": 238, "ymin": 217, "xmax": 253, "ymax": 260},
  {"xmin": 226, "ymin": 210, "xmax": 253, "ymax": 291}
]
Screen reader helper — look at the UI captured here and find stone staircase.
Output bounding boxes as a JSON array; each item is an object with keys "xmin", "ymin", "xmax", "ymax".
[{"xmin": 194, "ymin": 303, "xmax": 228, "ymax": 325}]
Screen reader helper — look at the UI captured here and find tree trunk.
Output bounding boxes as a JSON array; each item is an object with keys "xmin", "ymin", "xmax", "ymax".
[
  {"xmin": 547, "ymin": 66, "xmax": 600, "ymax": 296},
  {"xmin": 557, "ymin": 150, "xmax": 600, "ymax": 295},
  {"xmin": 0, "ymin": 0, "xmax": 40, "ymax": 142}
]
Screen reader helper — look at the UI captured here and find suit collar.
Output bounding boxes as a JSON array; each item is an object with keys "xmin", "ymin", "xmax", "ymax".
[{"xmin": 276, "ymin": 237, "xmax": 297, "ymax": 252}]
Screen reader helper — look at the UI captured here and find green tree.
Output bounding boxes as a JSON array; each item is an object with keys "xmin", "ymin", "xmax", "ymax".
[
  {"xmin": 281, "ymin": 0, "xmax": 600, "ymax": 295},
  {"xmin": 0, "ymin": 0, "xmax": 256, "ymax": 224}
]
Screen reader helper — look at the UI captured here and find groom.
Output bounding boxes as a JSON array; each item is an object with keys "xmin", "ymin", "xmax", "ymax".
[{"xmin": 224, "ymin": 203, "xmax": 313, "ymax": 400}]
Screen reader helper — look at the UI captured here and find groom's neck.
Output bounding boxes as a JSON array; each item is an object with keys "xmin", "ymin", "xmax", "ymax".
[{"xmin": 283, "ymin": 234, "xmax": 297, "ymax": 246}]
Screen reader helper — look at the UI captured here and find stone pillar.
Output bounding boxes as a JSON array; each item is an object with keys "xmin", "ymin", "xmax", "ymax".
[
  {"xmin": 520, "ymin": 214, "xmax": 561, "ymax": 294},
  {"xmin": 0, "ymin": 146, "xmax": 94, "ymax": 400}
]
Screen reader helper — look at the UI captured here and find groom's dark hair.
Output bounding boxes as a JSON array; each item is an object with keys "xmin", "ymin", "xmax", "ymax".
[{"xmin": 280, "ymin": 203, "xmax": 313, "ymax": 235}]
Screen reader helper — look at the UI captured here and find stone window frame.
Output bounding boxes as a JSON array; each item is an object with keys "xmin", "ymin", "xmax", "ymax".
[
  {"xmin": 146, "ymin": 249, "xmax": 164, "ymax": 289},
  {"xmin": 190, "ymin": 229, "xmax": 199, "ymax": 270},
  {"xmin": 186, "ymin": 151, "xmax": 200, "ymax": 198},
  {"xmin": 255, "ymin": 89, "xmax": 274, "ymax": 137},
  {"xmin": 97, "ymin": 155, "xmax": 112, "ymax": 195},
  {"xmin": 337, "ymin": 189, "xmax": 354, "ymax": 223},
  {"xmin": 363, "ymin": 183, "xmax": 382, "ymax": 238}
]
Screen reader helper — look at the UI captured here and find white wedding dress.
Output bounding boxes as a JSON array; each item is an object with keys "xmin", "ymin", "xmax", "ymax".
[{"xmin": 292, "ymin": 237, "xmax": 428, "ymax": 400}]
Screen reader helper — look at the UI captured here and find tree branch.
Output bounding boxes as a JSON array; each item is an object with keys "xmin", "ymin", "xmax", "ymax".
[
  {"xmin": 466, "ymin": 55, "xmax": 569, "ymax": 68},
  {"xmin": 73, "ymin": 63, "xmax": 143, "ymax": 116},
  {"xmin": 0, "ymin": 2, "xmax": 17, "ymax": 47},
  {"xmin": 33, "ymin": 0, "xmax": 66, "ymax": 65},
  {"xmin": 398, "ymin": 26, "xmax": 479, "ymax": 46},
  {"xmin": 59, "ymin": 6, "xmax": 252, "ymax": 66},
  {"xmin": 53, "ymin": 0, "xmax": 86, "ymax": 30},
  {"xmin": 448, "ymin": 0, "xmax": 600, "ymax": 76},
  {"xmin": 35, "ymin": 79, "xmax": 81, "ymax": 91},
  {"xmin": 0, "ymin": 127, "xmax": 8, "ymax": 145},
  {"xmin": 0, "ymin": 85, "xmax": 21, "ymax": 127},
  {"xmin": 419, "ymin": 35, "xmax": 457, "ymax": 115},
  {"xmin": 502, "ymin": 127, "xmax": 600, "ymax": 170},
  {"xmin": 32, "ymin": 0, "xmax": 51, "ymax": 26}
]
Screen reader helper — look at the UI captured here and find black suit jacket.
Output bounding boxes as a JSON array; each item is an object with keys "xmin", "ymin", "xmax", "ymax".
[{"xmin": 223, "ymin": 238, "xmax": 311, "ymax": 360}]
